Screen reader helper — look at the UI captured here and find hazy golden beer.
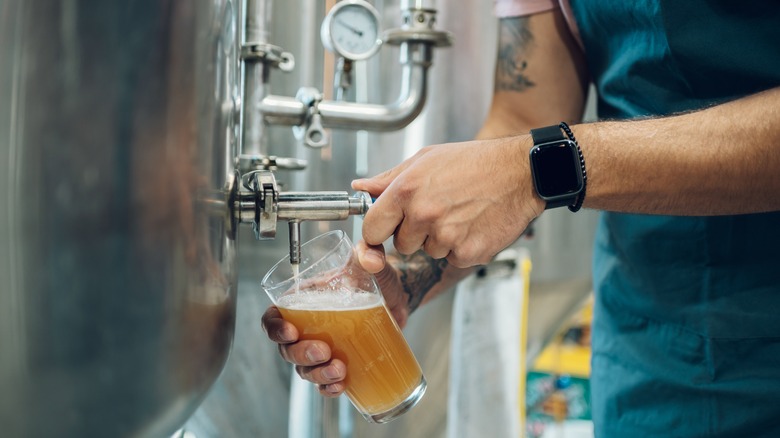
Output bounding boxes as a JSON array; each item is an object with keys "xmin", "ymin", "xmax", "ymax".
[
  {"xmin": 262, "ymin": 230, "xmax": 426, "ymax": 423},
  {"xmin": 277, "ymin": 290, "xmax": 424, "ymax": 415}
]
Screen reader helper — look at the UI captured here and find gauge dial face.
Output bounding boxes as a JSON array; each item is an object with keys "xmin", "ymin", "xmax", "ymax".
[{"xmin": 321, "ymin": 1, "xmax": 382, "ymax": 61}]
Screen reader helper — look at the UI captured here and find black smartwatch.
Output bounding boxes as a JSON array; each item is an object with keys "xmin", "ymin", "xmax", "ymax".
[{"xmin": 529, "ymin": 124, "xmax": 585, "ymax": 210}]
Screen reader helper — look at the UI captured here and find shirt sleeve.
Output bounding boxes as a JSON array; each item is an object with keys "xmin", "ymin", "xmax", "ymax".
[{"xmin": 494, "ymin": 0, "xmax": 558, "ymax": 18}]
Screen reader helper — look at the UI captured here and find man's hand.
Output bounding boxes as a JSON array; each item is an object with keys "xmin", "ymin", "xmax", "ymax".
[
  {"xmin": 353, "ymin": 136, "xmax": 545, "ymax": 267},
  {"xmin": 261, "ymin": 305, "xmax": 346, "ymax": 397}
]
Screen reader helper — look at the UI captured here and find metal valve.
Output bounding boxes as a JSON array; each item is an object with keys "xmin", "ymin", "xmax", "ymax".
[
  {"xmin": 236, "ymin": 171, "xmax": 371, "ymax": 263},
  {"xmin": 292, "ymin": 87, "xmax": 329, "ymax": 148}
]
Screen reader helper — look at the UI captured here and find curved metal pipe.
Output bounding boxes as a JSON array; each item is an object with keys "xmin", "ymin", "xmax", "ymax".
[{"xmin": 261, "ymin": 43, "xmax": 432, "ymax": 132}]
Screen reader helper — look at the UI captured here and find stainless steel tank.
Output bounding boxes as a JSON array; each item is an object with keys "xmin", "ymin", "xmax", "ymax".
[{"xmin": 0, "ymin": 1, "xmax": 240, "ymax": 436}]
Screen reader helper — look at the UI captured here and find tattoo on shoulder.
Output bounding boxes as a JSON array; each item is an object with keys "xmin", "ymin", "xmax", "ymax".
[
  {"xmin": 390, "ymin": 251, "xmax": 449, "ymax": 313},
  {"xmin": 496, "ymin": 17, "xmax": 535, "ymax": 92}
]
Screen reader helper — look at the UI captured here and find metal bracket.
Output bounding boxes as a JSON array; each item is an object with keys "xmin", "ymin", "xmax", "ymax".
[
  {"xmin": 383, "ymin": 28, "xmax": 453, "ymax": 47},
  {"xmin": 241, "ymin": 170, "xmax": 279, "ymax": 239},
  {"xmin": 333, "ymin": 57, "xmax": 353, "ymax": 101},
  {"xmin": 384, "ymin": 7, "xmax": 453, "ymax": 48},
  {"xmin": 237, "ymin": 155, "xmax": 307, "ymax": 173},
  {"xmin": 241, "ymin": 43, "xmax": 295, "ymax": 72}
]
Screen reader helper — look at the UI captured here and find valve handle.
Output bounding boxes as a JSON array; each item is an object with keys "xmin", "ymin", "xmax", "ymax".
[{"xmin": 304, "ymin": 113, "xmax": 329, "ymax": 148}]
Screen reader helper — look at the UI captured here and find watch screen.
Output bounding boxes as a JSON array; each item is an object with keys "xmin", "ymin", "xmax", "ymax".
[{"xmin": 530, "ymin": 141, "xmax": 582, "ymax": 198}]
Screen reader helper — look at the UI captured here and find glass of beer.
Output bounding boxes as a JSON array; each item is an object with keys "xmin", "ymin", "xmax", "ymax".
[{"xmin": 261, "ymin": 230, "xmax": 426, "ymax": 424}]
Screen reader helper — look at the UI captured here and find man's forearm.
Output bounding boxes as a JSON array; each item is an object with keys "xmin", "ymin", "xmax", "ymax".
[
  {"xmin": 387, "ymin": 251, "xmax": 474, "ymax": 313},
  {"xmin": 572, "ymin": 86, "xmax": 780, "ymax": 215}
]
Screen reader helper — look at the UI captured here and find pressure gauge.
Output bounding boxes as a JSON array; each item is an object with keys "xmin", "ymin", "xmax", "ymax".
[{"xmin": 321, "ymin": 0, "xmax": 382, "ymax": 61}]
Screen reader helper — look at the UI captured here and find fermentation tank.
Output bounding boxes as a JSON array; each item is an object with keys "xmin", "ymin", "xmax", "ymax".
[{"xmin": 0, "ymin": 1, "xmax": 240, "ymax": 436}]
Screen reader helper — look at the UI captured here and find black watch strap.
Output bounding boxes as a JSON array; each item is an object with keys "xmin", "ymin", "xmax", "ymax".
[
  {"xmin": 543, "ymin": 196, "xmax": 575, "ymax": 209},
  {"xmin": 530, "ymin": 125, "xmax": 565, "ymax": 144}
]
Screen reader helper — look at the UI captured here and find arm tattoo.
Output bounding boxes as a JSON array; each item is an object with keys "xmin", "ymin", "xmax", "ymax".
[
  {"xmin": 388, "ymin": 251, "xmax": 449, "ymax": 313},
  {"xmin": 495, "ymin": 17, "xmax": 535, "ymax": 92}
]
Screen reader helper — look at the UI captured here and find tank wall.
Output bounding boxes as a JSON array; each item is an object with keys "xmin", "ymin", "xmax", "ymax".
[{"xmin": 0, "ymin": 1, "xmax": 239, "ymax": 436}]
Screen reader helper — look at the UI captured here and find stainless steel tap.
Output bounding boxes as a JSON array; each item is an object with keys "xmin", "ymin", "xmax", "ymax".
[{"xmin": 235, "ymin": 171, "xmax": 371, "ymax": 264}]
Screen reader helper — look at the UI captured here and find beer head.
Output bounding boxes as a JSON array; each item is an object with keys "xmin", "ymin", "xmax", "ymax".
[{"xmin": 275, "ymin": 288, "xmax": 381, "ymax": 311}]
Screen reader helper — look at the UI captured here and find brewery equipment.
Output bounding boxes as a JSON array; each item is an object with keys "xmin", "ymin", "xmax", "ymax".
[
  {"xmin": 0, "ymin": 0, "xmax": 451, "ymax": 436},
  {"xmin": 236, "ymin": 0, "xmax": 451, "ymax": 265},
  {"xmin": 184, "ymin": 2, "xmax": 453, "ymax": 436},
  {"xmin": 189, "ymin": 1, "xmax": 597, "ymax": 437},
  {"xmin": 0, "ymin": 2, "xmax": 241, "ymax": 436},
  {"xmin": 1, "ymin": 0, "xmax": 596, "ymax": 436}
]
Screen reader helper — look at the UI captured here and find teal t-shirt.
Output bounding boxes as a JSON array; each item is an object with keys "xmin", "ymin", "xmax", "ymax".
[{"xmin": 569, "ymin": 1, "xmax": 780, "ymax": 436}]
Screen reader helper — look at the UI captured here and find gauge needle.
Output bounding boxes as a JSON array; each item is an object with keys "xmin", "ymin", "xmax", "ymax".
[{"xmin": 336, "ymin": 19, "xmax": 363, "ymax": 37}]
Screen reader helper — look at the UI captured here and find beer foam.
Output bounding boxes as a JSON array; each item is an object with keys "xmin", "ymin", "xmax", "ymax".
[{"xmin": 277, "ymin": 288, "xmax": 382, "ymax": 311}]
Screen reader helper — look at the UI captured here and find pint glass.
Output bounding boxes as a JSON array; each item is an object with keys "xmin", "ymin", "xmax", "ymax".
[{"xmin": 261, "ymin": 230, "xmax": 426, "ymax": 423}]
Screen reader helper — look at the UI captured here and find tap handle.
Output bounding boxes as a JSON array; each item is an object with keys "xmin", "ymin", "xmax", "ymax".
[{"xmin": 293, "ymin": 88, "xmax": 330, "ymax": 148}]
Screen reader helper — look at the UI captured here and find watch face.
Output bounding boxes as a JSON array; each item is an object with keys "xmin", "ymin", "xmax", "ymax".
[{"xmin": 530, "ymin": 140, "xmax": 583, "ymax": 199}]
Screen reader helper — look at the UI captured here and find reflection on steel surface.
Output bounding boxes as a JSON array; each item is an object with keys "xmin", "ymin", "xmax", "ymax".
[{"xmin": 0, "ymin": 1, "xmax": 239, "ymax": 436}]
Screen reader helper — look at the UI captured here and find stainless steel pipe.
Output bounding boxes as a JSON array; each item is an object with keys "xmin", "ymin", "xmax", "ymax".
[
  {"xmin": 261, "ymin": 43, "xmax": 431, "ymax": 131},
  {"xmin": 277, "ymin": 192, "xmax": 371, "ymax": 221},
  {"xmin": 241, "ymin": 0, "xmax": 273, "ymax": 157}
]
